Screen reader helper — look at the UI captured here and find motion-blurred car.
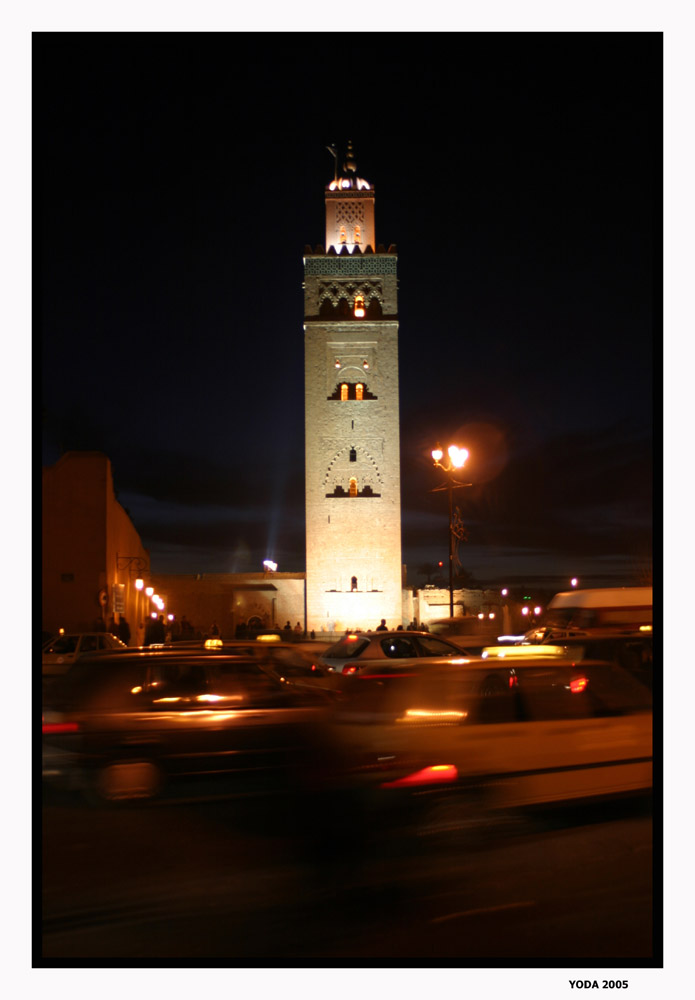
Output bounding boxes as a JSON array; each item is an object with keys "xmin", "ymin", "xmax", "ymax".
[
  {"xmin": 480, "ymin": 644, "xmax": 653, "ymax": 720},
  {"xmin": 334, "ymin": 653, "xmax": 517, "ymax": 723},
  {"xmin": 42, "ymin": 651, "xmax": 336, "ymax": 803},
  {"xmin": 133, "ymin": 637, "xmax": 337, "ymax": 692},
  {"xmin": 42, "ymin": 632, "xmax": 127, "ymax": 676},
  {"xmin": 334, "ymin": 638, "xmax": 653, "ymax": 725},
  {"xmin": 319, "ymin": 631, "xmax": 473, "ymax": 674},
  {"xmin": 538, "ymin": 632, "xmax": 653, "ymax": 690},
  {"xmin": 427, "ymin": 616, "xmax": 501, "ymax": 652}
]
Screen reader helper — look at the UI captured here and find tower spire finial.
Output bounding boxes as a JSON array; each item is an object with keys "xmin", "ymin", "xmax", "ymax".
[{"xmin": 344, "ymin": 140, "xmax": 356, "ymax": 174}]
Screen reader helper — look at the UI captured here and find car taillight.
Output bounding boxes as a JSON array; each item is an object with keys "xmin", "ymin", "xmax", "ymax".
[
  {"xmin": 342, "ymin": 665, "xmax": 358, "ymax": 675},
  {"xmin": 509, "ymin": 674, "xmax": 518, "ymax": 688},
  {"xmin": 42, "ymin": 721, "xmax": 80, "ymax": 734},
  {"xmin": 381, "ymin": 764, "xmax": 458, "ymax": 789},
  {"xmin": 570, "ymin": 676, "xmax": 589, "ymax": 694}
]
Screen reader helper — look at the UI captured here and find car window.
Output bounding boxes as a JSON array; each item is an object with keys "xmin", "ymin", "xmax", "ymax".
[
  {"xmin": 80, "ymin": 635, "xmax": 99, "ymax": 653},
  {"xmin": 415, "ymin": 635, "xmax": 462, "ymax": 657},
  {"xmin": 381, "ymin": 636, "xmax": 418, "ymax": 658},
  {"xmin": 209, "ymin": 661, "xmax": 285, "ymax": 707},
  {"xmin": 145, "ymin": 661, "xmax": 209, "ymax": 699},
  {"xmin": 97, "ymin": 635, "xmax": 112, "ymax": 650}
]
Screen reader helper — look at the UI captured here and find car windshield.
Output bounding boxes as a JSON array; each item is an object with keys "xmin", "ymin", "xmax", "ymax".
[{"xmin": 43, "ymin": 635, "xmax": 79, "ymax": 655}]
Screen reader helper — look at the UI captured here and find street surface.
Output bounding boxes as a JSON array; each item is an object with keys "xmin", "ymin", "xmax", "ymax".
[{"xmin": 41, "ymin": 790, "xmax": 654, "ymax": 961}]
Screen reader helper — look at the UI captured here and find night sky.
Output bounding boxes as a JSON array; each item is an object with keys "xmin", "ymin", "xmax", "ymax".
[{"xmin": 37, "ymin": 32, "xmax": 659, "ymax": 592}]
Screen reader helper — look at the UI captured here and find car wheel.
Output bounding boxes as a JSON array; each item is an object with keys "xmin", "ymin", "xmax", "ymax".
[{"xmin": 93, "ymin": 760, "xmax": 163, "ymax": 803}]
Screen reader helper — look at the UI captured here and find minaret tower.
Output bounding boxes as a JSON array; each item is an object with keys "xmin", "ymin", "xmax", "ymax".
[{"xmin": 304, "ymin": 143, "xmax": 403, "ymax": 633}]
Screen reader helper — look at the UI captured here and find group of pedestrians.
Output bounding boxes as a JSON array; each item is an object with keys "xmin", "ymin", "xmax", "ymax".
[{"xmin": 104, "ymin": 615, "xmax": 132, "ymax": 645}]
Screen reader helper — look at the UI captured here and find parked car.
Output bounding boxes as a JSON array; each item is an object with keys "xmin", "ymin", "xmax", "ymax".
[
  {"xmin": 319, "ymin": 631, "xmax": 474, "ymax": 673},
  {"xmin": 42, "ymin": 651, "xmax": 336, "ymax": 803},
  {"xmin": 42, "ymin": 632, "xmax": 127, "ymax": 676}
]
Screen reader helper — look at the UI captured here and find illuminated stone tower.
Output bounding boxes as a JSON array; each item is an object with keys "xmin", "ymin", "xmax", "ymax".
[{"xmin": 304, "ymin": 142, "xmax": 402, "ymax": 633}]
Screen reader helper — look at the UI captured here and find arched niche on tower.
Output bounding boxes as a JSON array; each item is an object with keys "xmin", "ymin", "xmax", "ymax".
[
  {"xmin": 323, "ymin": 444, "xmax": 382, "ymax": 497},
  {"xmin": 327, "ymin": 380, "xmax": 377, "ymax": 401}
]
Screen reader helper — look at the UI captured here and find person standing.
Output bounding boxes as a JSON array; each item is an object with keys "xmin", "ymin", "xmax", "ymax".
[
  {"xmin": 145, "ymin": 614, "xmax": 166, "ymax": 646},
  {"xmin": 376, "ymin": 619, "xmax": 388, "ymax": 631},
  {"xmin": 118, "ymin": 616, "xmax": 131, "ymax": 645}
]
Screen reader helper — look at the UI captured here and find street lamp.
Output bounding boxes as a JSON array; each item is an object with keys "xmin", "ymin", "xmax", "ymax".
[
  {"xmin": 431, "ymin": 442, "xmax": 472, "ymax": 618},
  {"xmin": 116, "ymin": 555, "xmax": 150, "ymax": 643}
]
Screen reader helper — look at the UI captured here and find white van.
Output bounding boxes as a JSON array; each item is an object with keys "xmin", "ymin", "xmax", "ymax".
[{"xmin": 541, "ymin": 587, "xmax": 652, "ymax": 633}]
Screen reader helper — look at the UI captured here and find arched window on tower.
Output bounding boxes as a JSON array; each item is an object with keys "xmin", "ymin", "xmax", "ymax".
[
  {"xmin": 356, "ymin": 383, "xmax": 364, "ymax": 400},
  {"xmin": 340, "ymin": 383, "xmax": 348, "ymax": 401},
  {"xmin": 349, "ymin": 477, "xmax": 358, "ymax": 497},
  {"xmin": 354, "ymin": 295, "xmax": 365, "ymax": 318},
  {"xmin": 349, "ymin": 448, "xmax": 357, "ymax": 462},
  {"xmin": 354, "ymin": 226, "xmax": 362, "ymax": 245},
  {"xmin": 339, "ymin": 226, "xmax": 347, "ymax": 244}
]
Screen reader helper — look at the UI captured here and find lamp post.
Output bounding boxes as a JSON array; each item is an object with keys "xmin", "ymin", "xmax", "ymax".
[{"xmin": 431, "ymin": 443, "xmax": 471, "ymax": 618}]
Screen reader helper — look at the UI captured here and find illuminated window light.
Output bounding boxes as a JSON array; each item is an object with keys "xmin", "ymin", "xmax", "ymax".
[
  {"xmin": 354, "ymin": 295, "xmax": 365, "ymax": 318},
  {"xmin": 355, "ymin": 383, "xmax": 364, "ymax": 400},
  {"xmin": 349, "ymin": 477, "xmax": 358, "ymax": 497},
  {"xmin": 340, "ymin": 383, "xmax": 348, "ymax": 401}
]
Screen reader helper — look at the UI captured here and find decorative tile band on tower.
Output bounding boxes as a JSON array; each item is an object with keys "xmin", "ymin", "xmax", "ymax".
[{"xmin": 304, "ymin": 144, "xmax": 403, "ymax": 633}]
